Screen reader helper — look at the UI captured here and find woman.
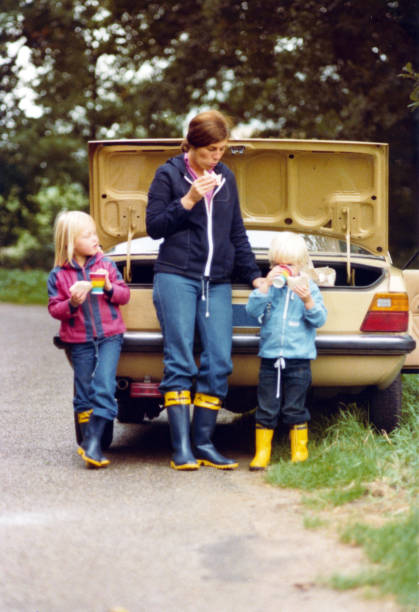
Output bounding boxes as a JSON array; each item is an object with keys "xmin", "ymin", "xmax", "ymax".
[{"xmin": 146, "ymin": 110, "xmax": 263, "ymax": 470}]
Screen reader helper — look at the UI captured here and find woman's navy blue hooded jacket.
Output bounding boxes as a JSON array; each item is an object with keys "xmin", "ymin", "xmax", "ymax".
[{"xmin": 146, "ymin": 153, "xmax": 260, "ymax": 285}]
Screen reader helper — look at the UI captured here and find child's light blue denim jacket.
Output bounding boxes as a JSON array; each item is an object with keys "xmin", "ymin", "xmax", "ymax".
[{"xmin": 246, "ymin": 280, "xmax": 327, "ymax": 360}]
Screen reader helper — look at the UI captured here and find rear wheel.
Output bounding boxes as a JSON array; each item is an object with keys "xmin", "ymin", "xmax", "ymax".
[{"xmin": 368, "ymin": 373, "xmax": 402, "ymax": 433}]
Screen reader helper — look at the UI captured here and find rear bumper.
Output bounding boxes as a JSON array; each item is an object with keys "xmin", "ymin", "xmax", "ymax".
[{"xmin": 54, "ymin": 331, "xmax": 416, "ymax": 356}]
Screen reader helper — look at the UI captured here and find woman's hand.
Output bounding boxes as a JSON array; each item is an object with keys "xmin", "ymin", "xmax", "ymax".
[
  {"xmin": 181, "ymin": 174, "xmax": 218, "ymax": 210},
  {"xmin": 252, "ymin": 276, "xmax": 269, "ymax": 293},
  {"xmin": 253, "ymin": 267, "xmax": 282, "ymax": 293},
  {"xmin": 266, "ymin": 265, "xmax": 284, "ymax": 285}
]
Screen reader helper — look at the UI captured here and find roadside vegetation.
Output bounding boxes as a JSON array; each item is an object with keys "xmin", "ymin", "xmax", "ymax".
[
  {"xmin": 0, "ymin": 268, "xmax": 48, "ymax": 305},
  {"xmin": 1, "ymin": 2, "xmax": 418, "ymax": 272},
  {"xmin": 267, "ymin": 375, "xmax": 419, "ymax": 609}
]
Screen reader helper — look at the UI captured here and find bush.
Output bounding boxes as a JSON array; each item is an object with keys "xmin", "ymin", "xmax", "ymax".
[{"xmin": 0, "ymin": 269, "xmax": 49, "ymax": 305}]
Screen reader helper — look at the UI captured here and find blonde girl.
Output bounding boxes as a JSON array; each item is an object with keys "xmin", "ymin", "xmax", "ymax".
[{"xmin": 47, "ymin": 211, "xmax": 130, "ymax": 468}]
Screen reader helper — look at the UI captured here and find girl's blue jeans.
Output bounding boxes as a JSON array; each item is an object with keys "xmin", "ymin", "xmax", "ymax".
[
  {"xmin": 256, "ymin": 357, "xmax": 311, "ymax": 428},
  {"xmin": 153, "ymin": 273, "xmax": 233, "ymax": 398},
  {"xmin": 70, "ymin": 334, "xmax": 123, "ymax": 421}
]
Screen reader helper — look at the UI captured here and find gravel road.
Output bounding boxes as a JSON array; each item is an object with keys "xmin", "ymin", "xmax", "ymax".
[{"xmin": 0, "ymin": 303, "xmax": 400, "ymax": 612}]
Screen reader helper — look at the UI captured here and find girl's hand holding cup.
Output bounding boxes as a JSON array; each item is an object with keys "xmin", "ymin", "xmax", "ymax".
[{"xmin": 94, "ymin": 268, "xmax": 112, "ymax": 293}]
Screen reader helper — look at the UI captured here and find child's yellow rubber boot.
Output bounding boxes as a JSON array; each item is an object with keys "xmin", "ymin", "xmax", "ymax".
[
  {"xmin": 249, "ymin": 426, "xmax": 274, "ymax": 471},
  {"xmin": 290, "ymin": 423, "xmax": 308, "ymax": 462}
]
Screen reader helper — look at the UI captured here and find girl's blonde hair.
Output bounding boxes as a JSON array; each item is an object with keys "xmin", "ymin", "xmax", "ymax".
[
  {"xmin": 54, "ymin": 210, "xmax": 95, "ymax": 266},
  {"xmin": 268, "ymin": 232, "xmax": 310, "ymax": 269}
]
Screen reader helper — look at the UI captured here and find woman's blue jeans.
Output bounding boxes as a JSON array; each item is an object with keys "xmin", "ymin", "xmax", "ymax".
[
  {"xmin": 70, "ymin": 334, "xmax": 123, "ymax": 421},
  {"xmin": 256, "ymin": 357, "xmax": 311, "ymax": 428},
  {"xmin": 153, "ymin": 273, "xmax": 233, "ymax": 398}
]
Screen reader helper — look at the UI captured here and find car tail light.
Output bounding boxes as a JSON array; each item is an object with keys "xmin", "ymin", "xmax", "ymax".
[
  {"xmin": 130, "ymin": 381, "xmax": 162, "ymax": 398},
  {"xmin": 360, "ymin": 292, "xmax": 409, "ymax": 332}
]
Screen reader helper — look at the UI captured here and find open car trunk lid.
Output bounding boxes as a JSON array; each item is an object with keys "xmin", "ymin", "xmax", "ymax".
[{"xmin": 89, "ymin": 138, "xmax": 388, "ymax": 255}]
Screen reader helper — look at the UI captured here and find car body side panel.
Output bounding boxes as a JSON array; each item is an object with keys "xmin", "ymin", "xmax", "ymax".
[
  {"xmin": 106, "ymin": 275, "xmax": 415, "ymax": 391},
  {"xmin": 110, "ymin": 344, "xmax": 407, "ymax": 390},
  {"xmin": 402, "ymin": 269, "xmax": 419, "ymax": 369},
  {"xmin": 120, "ymin": 288, "xmax": 159, "ymax": 330}
]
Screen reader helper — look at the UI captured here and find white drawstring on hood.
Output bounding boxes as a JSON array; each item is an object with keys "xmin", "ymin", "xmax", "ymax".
[
  {"xmin": 184, "ymin": 159, "xmax": 226, "ymax": 320},
  {"xmin": 273, "ymin": 286, "xmax": 292, "ymax": 397},
  {"xmin": 274, "ymin": 357, "xmax": 286, "ymax": 399},
  {"xmin": 201, "ymin": 276, "xmax": 210, "ymax": 318}
]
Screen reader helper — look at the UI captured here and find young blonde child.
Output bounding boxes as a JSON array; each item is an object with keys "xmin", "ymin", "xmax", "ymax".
[
  {"xmin": 47, "ymin": 211, "xmax": 130, "ymax": 468},
  {"xmin": 246, "ymin": 232, "xmax": 327, "ymax": 469}
]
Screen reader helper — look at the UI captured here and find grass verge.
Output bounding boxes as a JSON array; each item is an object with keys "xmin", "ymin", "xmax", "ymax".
[
  {"xmin": 266, "ymin": 374, "xmax": 419, "ymax": 609},
  {"xmin": 334, "ymin": 508, "xmax": 419, "ymax": 608},
  {"xmin": 0, "ymin": 268, "xmax": 49, "ymax": 305}
]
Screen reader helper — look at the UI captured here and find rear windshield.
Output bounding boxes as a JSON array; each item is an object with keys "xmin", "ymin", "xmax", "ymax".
[{"xmin": 107, "ymin": 230, "xmax": 372, "ymax": 256}]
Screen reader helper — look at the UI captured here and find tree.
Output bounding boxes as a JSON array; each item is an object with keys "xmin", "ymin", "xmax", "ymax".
[
  {"xmin": 401, "ymin": 63, "xmax": 419, "ymax": 110},
  {"xmin": 1, "ymin": 0, "xmax": 417, "ymax": 265}
]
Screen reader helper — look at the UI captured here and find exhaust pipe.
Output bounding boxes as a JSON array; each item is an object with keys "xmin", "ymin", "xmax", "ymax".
[{"xmin": 117, "ymin": 378, "xmax": 130, "ymax": 392}]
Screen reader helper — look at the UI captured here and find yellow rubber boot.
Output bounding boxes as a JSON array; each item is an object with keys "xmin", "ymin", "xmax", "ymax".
[
  {"xmin": 290, "ymin": 423, "xmax": 308, "ymax": 462},
  {"xmin": 249, "ymin": 427, "xmax": 274, "ymax": 471}
]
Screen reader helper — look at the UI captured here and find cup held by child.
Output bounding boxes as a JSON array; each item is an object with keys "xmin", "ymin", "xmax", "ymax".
[
  {"xmin": 90, "ymin": 271, "xmax": 106, "ymax": 295},
  {"xmin": 272, "ymin": 264, "xmax": 293, "ymax": 288},
  {"xmin": 272, "ymin": 272, "xmax": 289, "ymax": 288},
  {"xmin": 272, "ymin": 264, "xmax": 309, "ymax": 291}
]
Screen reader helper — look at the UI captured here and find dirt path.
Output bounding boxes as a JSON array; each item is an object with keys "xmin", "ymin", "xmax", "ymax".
[{"xmin": 0, "ymin": 303, "xmax": 401, "ymax": 611}]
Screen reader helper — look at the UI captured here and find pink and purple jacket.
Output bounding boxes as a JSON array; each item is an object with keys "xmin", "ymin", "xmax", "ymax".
[{"xmin": 47, "ymin": 252, "xmax": 130, "ymax": 343}]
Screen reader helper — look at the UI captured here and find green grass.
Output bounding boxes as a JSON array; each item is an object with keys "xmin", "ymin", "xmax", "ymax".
[
  {"xmin": 0, "ymin": 268, "xmax": 49, "ymax": 305},
  {"xmin": 266, "ymin": 374, "xmax": 419, "ymax": 608},
  {"xmin": 268, "ymin": 408, "xmax": 389, "ymax": 495},
  {"xmin": 332, "ymin": 508, "xmax": 419, "ymax": 608},
  {"xmin": 303, "ymin": 515, "xmax": 327, "ymax": 530}
]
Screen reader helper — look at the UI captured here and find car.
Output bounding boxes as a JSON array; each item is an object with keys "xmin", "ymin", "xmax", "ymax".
[{"xmin": 54, "ymin": 137, "xmax": 418, "ymax": 447}]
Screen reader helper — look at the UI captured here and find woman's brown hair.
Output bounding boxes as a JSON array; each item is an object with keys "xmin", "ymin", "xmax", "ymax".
[{"xmin": 181, "ymin": 110, "xmax": 232, "ymax": 152}]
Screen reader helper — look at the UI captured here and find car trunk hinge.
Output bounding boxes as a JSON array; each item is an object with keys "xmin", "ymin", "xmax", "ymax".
[
  {"xmin": 384, "ymin": 255, "xmax": 392, "ymax": 291},
  {"xmin": 343, "ymin": 208, "xmax": 355, "ymax": 286},
  {"xmin": 123, "ymin": 206, "xmax": 136, "ymax": 283}
]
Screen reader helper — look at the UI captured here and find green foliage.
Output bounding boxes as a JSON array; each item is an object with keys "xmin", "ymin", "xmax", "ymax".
[
  {"xmin": 302, "ymin": 483, "xmax": 368, "ymax": 509},
  {"xmin": 1, "ymin": 0, "xmax": 418, "ymax": 267},
  {"xmin": 267, "ymin": 407, "xmax": 388, "ymax": 494},
  {"xmin": 400, "ymin": 63, "xmax": 419, "ymax": 109},
  {"xmin": 0, "ymin": 183, "xmax": 87, "ymax": 269},
  {"xmin": 333, "ymin": 509, "xmax": 419, "ymax": 608},
  {"xmin": 268, "ymin": 378, "xmax": 418, "ymax": 501},
  {"xmin": 303, "ymin": 515, "xmax": 326, "ymax": 530},
  {"xmin": 0, "ymin": 269, "xmax": 48, "ymax": 305}
]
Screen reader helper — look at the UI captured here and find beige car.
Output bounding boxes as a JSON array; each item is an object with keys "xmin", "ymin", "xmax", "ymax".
[{"xmin": 55, "ymin": 138, "xmax": 418, "ymax": 445}]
